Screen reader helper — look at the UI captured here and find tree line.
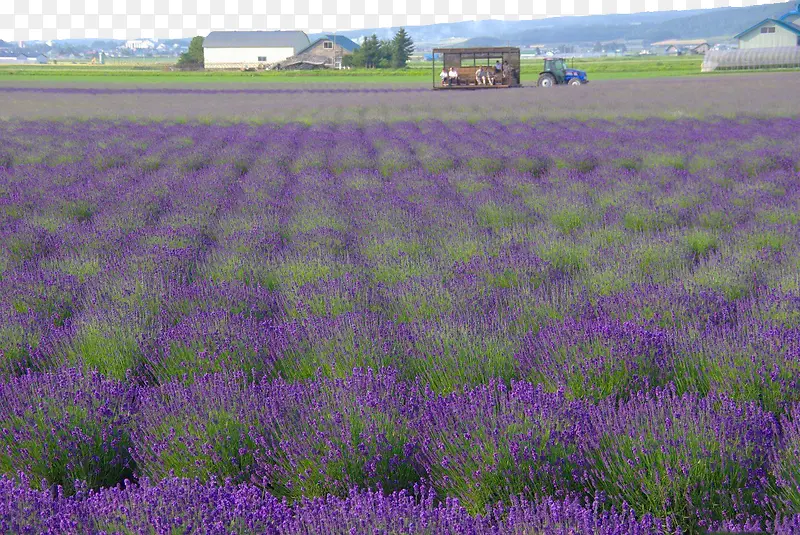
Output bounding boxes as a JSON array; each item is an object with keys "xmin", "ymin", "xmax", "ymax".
[{"xmin": 344, "ymin": 28, "xmax": 415, "ymax": 69}]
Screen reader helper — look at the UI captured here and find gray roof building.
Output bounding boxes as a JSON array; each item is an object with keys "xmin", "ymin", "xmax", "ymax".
[
  {"xmin": 203, "ymin": 31, "xmax": 310, "ymax": 52},
  {"xmin": 298, "ymin": 35, "xmax": 360, "ymax": 55}
]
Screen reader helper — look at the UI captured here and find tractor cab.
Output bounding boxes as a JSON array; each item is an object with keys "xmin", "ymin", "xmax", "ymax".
[{"xmin": 537, "ymin": 57, "xmax": 589, "ymax": 87}]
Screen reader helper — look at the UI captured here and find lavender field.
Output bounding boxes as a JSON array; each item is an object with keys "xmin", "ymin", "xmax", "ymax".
[
  {"xmin": 2, "ymin": 72, "xmax": 800, "ymax": 121},
  {"xmin": 1, "ymin": 116, "xmax": 800, "ymax": 533}
]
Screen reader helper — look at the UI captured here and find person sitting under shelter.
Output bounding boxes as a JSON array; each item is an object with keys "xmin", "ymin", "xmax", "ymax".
[
  {"xmin": 486, "ymin": 66, "xmax": 496, "ymax": 85},
  {"xmin": 475, "ymin": 66, "xmax": 488, "ymax": 85},
  {"xmin": 440, "ymin": 67, "xmax": 449, "ymax": 86},
  {"xmin": 448, "ymin": 67, "xmax": 459, "ymax": 86}
]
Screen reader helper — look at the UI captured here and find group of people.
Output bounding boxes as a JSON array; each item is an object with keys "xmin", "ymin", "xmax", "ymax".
[{"xmin": 439, "ymin": 60, "xmax": 514, "ymax": 87}]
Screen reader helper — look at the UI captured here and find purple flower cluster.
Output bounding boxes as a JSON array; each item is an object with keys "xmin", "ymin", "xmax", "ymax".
[
  {"xmin": 1, "ymin": 117, "xmax": 800, "ymax": 530},
  {"xmin": 0, "ymin": 474, "xmax": 676, "ymax": 534}
]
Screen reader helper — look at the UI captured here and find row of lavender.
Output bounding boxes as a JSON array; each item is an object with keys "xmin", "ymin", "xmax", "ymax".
[
  {"xmin": 1, "ymin": 118, "xmax": 800, "ymax": 530},
  {"xmin": 5, "ymin": 366, "xmax": 800, "ymax": 533},
  {"xmin": 0, "ymin": 474, "xmax": 718, "ymax": 535}
]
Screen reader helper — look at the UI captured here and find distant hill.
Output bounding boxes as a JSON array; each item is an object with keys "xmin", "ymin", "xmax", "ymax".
[{"xmin": 339, "ymin": 1, "xmax": 795, "ymax": 47}]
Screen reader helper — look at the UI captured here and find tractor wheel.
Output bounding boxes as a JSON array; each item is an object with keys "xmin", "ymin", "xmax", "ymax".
[
  {"xmin": 538, "ymin": 74, "xmax": 555, "ymax": 88},
  {"xmin": 568, "ymin": 78, "xmax": 582, "ymax": 86}
]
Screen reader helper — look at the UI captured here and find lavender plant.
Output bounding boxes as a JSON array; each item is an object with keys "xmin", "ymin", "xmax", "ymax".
[
  {"xmin": 0, "ymin": 368, "xmax": 135, "ymax": 495},
  {"xmin": 581, "ymin": 384, "xmax": 777, "ymax": 531}
]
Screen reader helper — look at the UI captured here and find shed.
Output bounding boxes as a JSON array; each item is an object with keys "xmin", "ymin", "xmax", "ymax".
[{"xmin": 203, "ymin": 31, "xmax": 310, "ymax": 69}]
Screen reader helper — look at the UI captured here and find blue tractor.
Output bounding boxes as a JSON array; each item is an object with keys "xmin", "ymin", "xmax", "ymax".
[{"xmin": 537, "ymin": 57, "xmax": 589, "ymax": 87}]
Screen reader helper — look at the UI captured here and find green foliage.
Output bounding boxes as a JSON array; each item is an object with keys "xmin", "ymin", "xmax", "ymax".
[
  {"xmin": 205, "ymin": 254, "xmax": 279, "ymax": 289},
  {"xmin": 404, "ymin": 329, "xmax": 518, "ymax": 395},
  {"xmin": 466, "ymin": 156, "xmax": 504, "ymax": 175},
  {"xmin": 347, "ymin": 34, "xmax": 392, "ymax": 68},
  {"xmin": 550, "ymin": 207, "xmax": 588, "ymax": 234},
  {"xmin": 390, "ymin": 28, "xmax": 415, "ymax": 68},
  {"xmin": 68, "ymin": 321, "xmax": 143, "ymax": 380},
  {"xmin": 454, "ymin": 178, "xmax": 490, "ymax": 194},
  {"xmin": 635, "ymin": 242, "xmax": 685, "ymax": 282},
  {"xmin": 178, "ymin": 36, "xmax": 205, "ymax": 69},
  {"xmin": 612, "ymin": 157, "xmax": 643, "ymax": 171},
  {"xmin": 699, "ymin": 209, "xmax": 732, "ymax": 231},
  {"xmin": 513, "ymin": 156, "xmax": 552, "ymax": 177},
  {"xmin": 0, "ymin": 325, "xmax": 38, "ymax": 376},
  {"xmin": 143, "ymin": 409, "xmax": 257, "ymax": 483},
  {"xmin": 476, "ymin": 203, "xmax": 524, "ymax": 229},
  {"xmin": 685, "ymin": 230, "xmax": 719, "ymax": 258},
  {"xmin": 692, "ymin": 264, "xmax": 750, "ymax": 301},
  {"xmin": 748, "ymin": 231, "xmax": 788, "ymax": 253},
  {"xmin": 539, "ymin": 243, "xmax": 590, "ymax": 273},
  {"xmin": 623, "ymin": 208, "xmax": 676, "ymax": 232},
  {"xmin": 644, "ymin": 153, "xmax": 686, "ymax": 170},
  {"xmin": 61, "ymin": 199, "xmax": 96, "ymax": 223}
]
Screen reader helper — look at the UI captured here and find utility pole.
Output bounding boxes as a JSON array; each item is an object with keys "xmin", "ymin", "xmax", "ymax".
[{"xmin": 333, "ymin": 30, "xmax": 337, "ymax": 69}]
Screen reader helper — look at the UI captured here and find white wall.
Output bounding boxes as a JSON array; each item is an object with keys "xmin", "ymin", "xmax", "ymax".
[{"xmin": 204, "ymin": 47, "xmax": 296, "ymax": 67}]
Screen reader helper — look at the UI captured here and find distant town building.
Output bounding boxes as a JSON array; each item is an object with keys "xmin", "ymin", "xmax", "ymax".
[
  {"xmin": 125, "ymin": 39, "xmax": 156, "ymax": 50},
  {"xmin": 734, "ymin": 3, "xmax": 800, "ymax": 50},
  {"xmin": 652, "ymin": 40, "xmax": 710, "ymax": 55},
  {"xmin": 202, "ymin": 31, "xmax": 310, "ymax": 69}
]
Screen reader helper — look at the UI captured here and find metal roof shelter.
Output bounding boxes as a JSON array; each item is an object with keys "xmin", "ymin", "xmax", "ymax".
[
  {"xmin": 203, "ymin": 31, "xmax": 310, "ymax": 50},
  {"xmin": 432, "ymin": 47, "xmax": 521, "ymax": 89}
]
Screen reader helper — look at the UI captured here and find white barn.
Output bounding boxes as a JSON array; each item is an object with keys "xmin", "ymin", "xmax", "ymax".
[{"xmin": 203, "ymin": 31, "xmax": 310, "ymax": 69}]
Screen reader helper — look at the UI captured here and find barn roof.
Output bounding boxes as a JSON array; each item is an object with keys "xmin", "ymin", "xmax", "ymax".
[
  {"xmin": 297, "ymin": 35, "xmax": 360, "ymax": 55},
  {"xmin": 734, "ymin": 18, "xmax": 800, "ymax": 39},
  {"xmin": 203, "ymin": 31, "xmax": 310, "ymax": 50}
]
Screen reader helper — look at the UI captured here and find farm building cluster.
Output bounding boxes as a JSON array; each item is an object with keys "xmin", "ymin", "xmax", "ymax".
[
  {"xmin": 202, "ymin": 30, "xmax": 360, "ymax": 70},
  {"xmin": 0, "ymin": 52, "xmax": 48, "ymax": 64}
]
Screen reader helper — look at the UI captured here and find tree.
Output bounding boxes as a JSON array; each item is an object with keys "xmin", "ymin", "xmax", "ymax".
[
  {"xmin": 349, "ymin": 34, "xmax": 388, "ymax": 68},
  {"xmin": 178, "ymin": 36, "xmax": 204, "ymax": 69},
  {"xmin": 390, "ymin": 28, "xmax": 414, "ymax": 68}
]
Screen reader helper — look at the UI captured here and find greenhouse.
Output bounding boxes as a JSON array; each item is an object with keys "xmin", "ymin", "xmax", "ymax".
[{"xmin": 702, "ymin": 46, "xmax": 800, "ymax": 72}]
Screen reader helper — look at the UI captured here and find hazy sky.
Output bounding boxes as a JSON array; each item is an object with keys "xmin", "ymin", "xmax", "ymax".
[{"xmin": 0, "ymin": 0, "xmax": 791, "ymax": 42}]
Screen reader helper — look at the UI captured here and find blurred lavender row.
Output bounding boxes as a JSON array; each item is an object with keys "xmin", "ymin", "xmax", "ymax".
[{"xmin": 1, "ymin": 117, "xmax": 799, "ymax": 531}]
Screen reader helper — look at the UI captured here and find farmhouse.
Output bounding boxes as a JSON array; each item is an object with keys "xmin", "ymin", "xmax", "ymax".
[
  {"xmin": 735, "ymin": 2, "xmax": 800, "ymax": 49},
  {"xmin": 203, "ymin": 31, "xmax": 311, "ymax": 69},
  {"xmin": 277, "ymin": 35, "xmax": 360, "ymax": 70}
]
